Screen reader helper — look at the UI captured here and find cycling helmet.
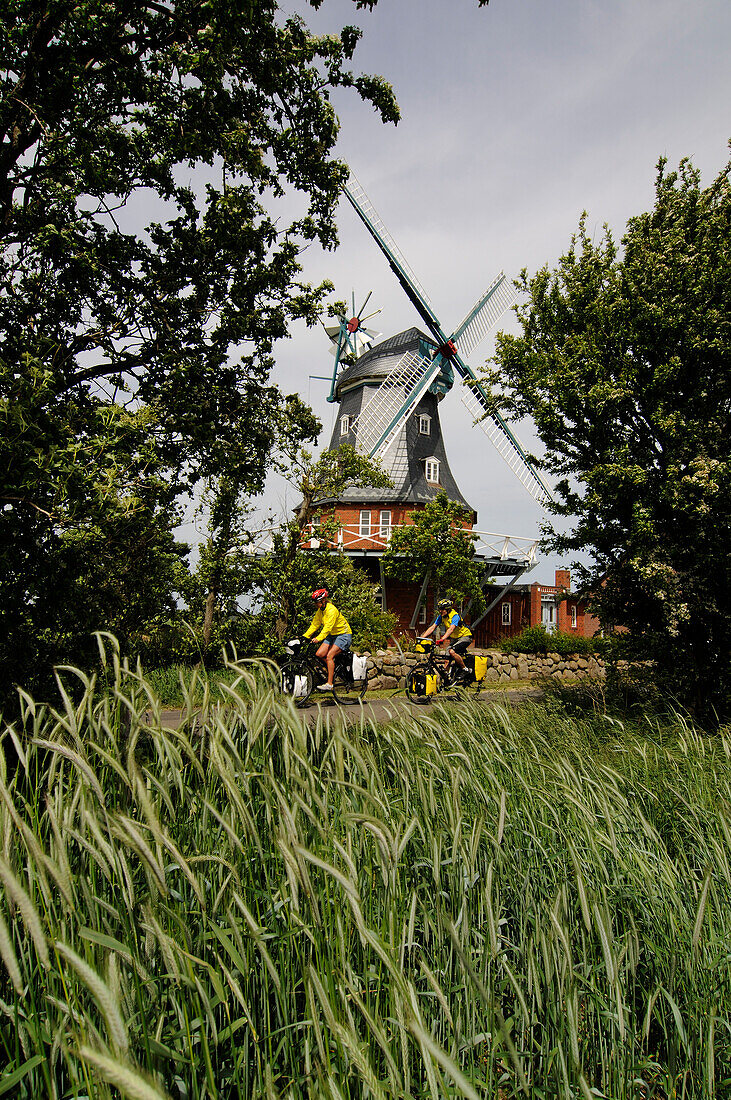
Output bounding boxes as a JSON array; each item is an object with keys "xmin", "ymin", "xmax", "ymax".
[
  {"xmin": 438, "ymin": 598, "xmax": 452, "ymax": 611},
  {"xmin": 311, "ymin": 588, "xmax": 329, "ymax": 602}
]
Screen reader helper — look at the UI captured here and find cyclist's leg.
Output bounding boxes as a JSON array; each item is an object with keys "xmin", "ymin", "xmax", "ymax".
[
  {"xmin": 449, "ymin": 638, "xmax": 471, "ymax": 677},
  {"xmin": 317, "ymin": 633, "xmax": 351, "ymax": 689}
]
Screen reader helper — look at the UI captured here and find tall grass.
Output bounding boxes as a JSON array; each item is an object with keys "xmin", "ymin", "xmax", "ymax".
[{"xmin": 1, "ymin": 637, "xmax": 730, "ymax": 1097}]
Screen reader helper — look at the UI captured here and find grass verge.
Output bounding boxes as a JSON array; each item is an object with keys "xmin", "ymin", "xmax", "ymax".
[{"xmin": 1, "ymin": 642, "xmax": 729, "ymax": 1097}]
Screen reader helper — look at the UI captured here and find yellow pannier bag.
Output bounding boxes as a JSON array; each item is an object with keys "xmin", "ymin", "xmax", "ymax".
[
  {"xmin": 425, "ymin": 674, "xmax": 438, "ymax": 695},
  {"xmin": 473, "ymin": 656, "xmax": 488, "ymax": 681}
]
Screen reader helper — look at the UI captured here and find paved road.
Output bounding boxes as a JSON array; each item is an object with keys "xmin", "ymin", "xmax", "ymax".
[{"xmin": 155, "ymin": 688, "xmax": 544, "ymax": 730}]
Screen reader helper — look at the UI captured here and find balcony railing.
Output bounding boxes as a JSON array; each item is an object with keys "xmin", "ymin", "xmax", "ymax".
[
  {"xmin": 242, "ymin": 522, "xmax": 538, "ymax": 565},
  {"xmin": 304, "ymin": 523, "xmax": 538, "ymax": 564}
]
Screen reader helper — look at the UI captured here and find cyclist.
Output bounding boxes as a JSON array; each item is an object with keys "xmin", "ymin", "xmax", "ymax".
[
  {"xmin": 303, "ymin": 588, "xmax": 352, "ymax": 692},
  {"xmin": 421, "ymin": 598, "xmax": 473, "ymax": 681}
]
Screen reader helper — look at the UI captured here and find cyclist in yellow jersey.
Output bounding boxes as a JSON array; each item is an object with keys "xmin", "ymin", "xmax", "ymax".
[
  {"xmin": 303, "ymin": 588, "xmax": 352, "ymax": 692},
  {"xmin": 420, "ymin": 598, "xmax": 473, "ymax": 679}
]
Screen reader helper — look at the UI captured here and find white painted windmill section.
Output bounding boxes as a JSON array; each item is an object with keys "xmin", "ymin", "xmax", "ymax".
[
  {"xmin": 452, "ymin": 274, "xmax": 518, "ymax": 360},
  {"xmin": 349, "ymin": 348, "xmax": 441, "ymax": 459},
  {"xmin": 460, "ymin": 387, "xmax": 550, "ymax": 506},
  {"xmin": 346, "ymin": 174, "xmax": 433, "ymax": 313}
]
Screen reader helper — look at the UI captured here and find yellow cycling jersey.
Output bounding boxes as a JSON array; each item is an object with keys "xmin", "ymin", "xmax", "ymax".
[
  {"xmin": 304, "ymin": 602, "xmax": 352, "ymax": 643},
  {"xmin": 435, "ymin": 608, "xmax": 472, "ymax": 640}
]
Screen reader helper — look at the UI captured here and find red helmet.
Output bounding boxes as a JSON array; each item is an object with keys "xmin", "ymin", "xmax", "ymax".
[{"xmin": 311, "ymin": 588, "xmax": 329, "ymax": 602}]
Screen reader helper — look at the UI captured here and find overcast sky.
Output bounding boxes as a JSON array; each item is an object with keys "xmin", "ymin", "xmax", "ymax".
[{"xmin": 220, "ymin": 0, "xmax": 731, "ymax": 582}]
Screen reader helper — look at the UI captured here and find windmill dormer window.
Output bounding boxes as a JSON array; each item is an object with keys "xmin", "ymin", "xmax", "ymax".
[
  {"xmin": 424, "ymin": 457, "xmax": 440, "ymax": 484},
  {"xmin": 340, "ymin": 415, "xmax": 352, "ymax": 436},
  {"xmin": 418, "ymin": 414, "xmax": 431, "ymax": 435}
]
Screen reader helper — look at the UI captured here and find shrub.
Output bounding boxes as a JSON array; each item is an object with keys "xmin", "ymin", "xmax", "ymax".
[{"xmin": 500, "ymin": 624, "xmax": 601, "ymax": 655}]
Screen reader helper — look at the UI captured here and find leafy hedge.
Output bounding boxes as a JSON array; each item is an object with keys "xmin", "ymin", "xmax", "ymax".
[{"xmin": 500, "ymin": 625, "xmax": 608, "ymax": 656}]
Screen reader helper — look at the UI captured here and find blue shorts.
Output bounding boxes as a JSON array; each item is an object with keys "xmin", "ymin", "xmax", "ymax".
[{"xmin": 322, "ymin": 633, "xmax": 351, "ymax": 651}]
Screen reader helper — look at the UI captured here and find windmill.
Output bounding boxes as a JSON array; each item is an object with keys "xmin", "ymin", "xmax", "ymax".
[
  {"xmin": 323, "ymin": 291, "xmax": 382, "ymax": 403},
  {"xmin": 339, "ymin": 174, "xmax": 552, "ymax": 506}
]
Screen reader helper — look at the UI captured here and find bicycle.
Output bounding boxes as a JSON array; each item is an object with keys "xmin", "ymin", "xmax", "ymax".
[
  {"xmin": 405, "ymin": 637, "xmax": 486, "ymax": 703},
  {"xmin": 279, "ymin": 638, "xmax": 368, "ymax": 707}
]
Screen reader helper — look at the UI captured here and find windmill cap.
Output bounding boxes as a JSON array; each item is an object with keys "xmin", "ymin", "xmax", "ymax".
[{"xmin": 334, "ymin": 327, "xmax": 435, "ymax": 398}]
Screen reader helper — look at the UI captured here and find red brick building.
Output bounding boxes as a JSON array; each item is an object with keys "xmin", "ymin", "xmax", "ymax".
[{"xmin": 468, "ymin": 569, "xmax": 600, "ymax": 648}]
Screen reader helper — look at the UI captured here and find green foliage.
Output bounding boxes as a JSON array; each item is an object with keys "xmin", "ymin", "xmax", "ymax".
[
  {"xmin": 2, "ymin": 652, "xmax": 731, "ymax": 1096},
  {"xmin": 250, "ymin": 549, "xmax": 397, "ymax": 654},
  {"xmin": 0, "ymin": 373, "xmax": 189, "ymax": 703},
  {"xmin": 0, "ymin": 0, "xmax": 399, "ymax": 705},
  {"xmin": 249, "ymin": 442, "xmax": 395, "ymax": 647},
  {"xmin": 144, "ymin": 664, "xmax": 243, "ymax": 708},
  {"xmin": 488, "ymin": 152, "xmax": 731, "ymax": 722},
  {"xmin": 383, "ymin": 491, "xmax": 486, "ymax": 612},
  {"xmin": 501, "ymin": 624, "xmax": 603, "ymax": 656}
]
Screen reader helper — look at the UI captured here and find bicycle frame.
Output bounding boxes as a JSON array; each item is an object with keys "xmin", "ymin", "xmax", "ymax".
[{"xmin": 280, "ymin": 639, "xmax": 366, "ymax": 706}]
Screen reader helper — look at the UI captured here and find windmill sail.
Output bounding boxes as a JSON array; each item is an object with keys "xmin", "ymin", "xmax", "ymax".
[
  {"xmin": 451, "ymin": 274, "xmax": 517, "ymax": 358},
  {"xmin": 343, "ymin": 172, "xmax": 553, "ymax": 505},
  {"xmin": 460, "ymin": 381, "xmax": 551, "ymax": 504},
  {"xmin": 349, "ymin": 349, "xmax": 441, "ymax": 458},
  {"xmin": 344, "ymin": 176, "xmax": 443, "ymax": 342}
]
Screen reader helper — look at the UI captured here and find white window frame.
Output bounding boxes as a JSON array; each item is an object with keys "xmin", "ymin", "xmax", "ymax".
[
  {"xmin": 541, "ymin": 597, "xmax": 557, "ymax": 633},
  {"xmin": 424, "ymin": 457, "xmax": 440, "ymax": 483},
  {"xmin": 571, "ymin": 604, "xmax": 577, "ymax": 629},
  {"xmin": 418, "ymin": 414, "xmax": 431, "ymax": 435},
  {"xmin": 418, "ymin": 603, "xmax": 427, "ymax": 625},
  {"xmin": 501, "ymin": 602, "xmax": 511, "ymax": 626},
  {"xmin": 359, "ymin": 510, "xmax": 371, "ymax": 537},
  {"xmin": 379, "ymin": 509, "xmax": 392, "ymax": 539},
  {"xmin": 340, "ymin": 414, "xmax": 352, "ymax": 436}
]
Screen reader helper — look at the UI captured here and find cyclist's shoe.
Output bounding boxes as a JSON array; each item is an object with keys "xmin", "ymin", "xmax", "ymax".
[{"xmin": 317, "ymin": 683, "xmax": 334, "ymax": 692}]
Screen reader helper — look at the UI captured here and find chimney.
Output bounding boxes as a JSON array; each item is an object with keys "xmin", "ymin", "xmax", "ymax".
[{"xmin": 555, "ymin": 569, "xmax": 570, "ymax": 591}]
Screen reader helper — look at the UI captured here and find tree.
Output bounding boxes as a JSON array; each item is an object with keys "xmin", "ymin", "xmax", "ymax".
[
  {"xmin": 258, "ymin": 442, "xmax": 395, "ymax": 644},
  {"xmin": 383, "ymin": 492, "xmax": 486, "ymax": 616},
  {"xmin": 0, "ymin": 0, "xmax": 400, "ymax": 698},
  {"xmin": 486, "ymin": 153, "xmax": 731, "ymax": 721},
  {"xmin": 0, "ymin": 362, "xmax": 188, "ymax": 697},
  {"xmin": 191, "ymin": 394, "xmax": 320, "ymax": 651}
]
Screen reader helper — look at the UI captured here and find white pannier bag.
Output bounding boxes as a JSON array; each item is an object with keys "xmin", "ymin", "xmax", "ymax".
[
  {"xmin": 352, "ymin": 654, "xmax": 369, "ymax": 681},
  {"xmin": 293, "ymin": 675, "xmax": 309, "ymax": 698}
]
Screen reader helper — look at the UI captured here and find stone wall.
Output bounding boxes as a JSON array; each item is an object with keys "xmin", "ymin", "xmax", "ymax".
[{"xmin": 365, "ymin": 647, "xmax": 606, "ymax": 690}]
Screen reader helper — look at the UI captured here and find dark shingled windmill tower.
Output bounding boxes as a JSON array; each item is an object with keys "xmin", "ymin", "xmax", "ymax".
[
  {"xmin": 312, "ymin": 176, "xmax": 552, "ymax": 632},
  {"xmin": 330, "ymin": 326, "xmax": 474, "ymax": 514}
]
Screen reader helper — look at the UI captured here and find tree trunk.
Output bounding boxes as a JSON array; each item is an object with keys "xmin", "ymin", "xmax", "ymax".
[
  {"xmin": 203, "ymin": 586, "xmax": 217, "ymax": 648},
  {"xmin": 275, "ymin": 491, "xmax": 315, "ymax": 641}
]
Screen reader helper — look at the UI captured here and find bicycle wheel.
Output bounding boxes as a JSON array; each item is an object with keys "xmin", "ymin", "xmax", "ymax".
[
  {"xmin": 332, "ymin": 665, "xmax": 368, "ymax": 704},
  {"xmin": 405, "ymin": 662, "xmax": 442, "ymax": 703},
  {"xmin": 280, "ymin": 660, "xmax": 314, "ymax": 708},
  {"xmin": 442, "ymin": 663, "xmax": 475, "ymax": 697}
]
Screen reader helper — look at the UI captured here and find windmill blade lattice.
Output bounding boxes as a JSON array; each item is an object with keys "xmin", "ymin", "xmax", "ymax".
[
  {"xmin": 344, "ymin": 176, "xmax": 437, "ymax": 333},
  {"xmin": 460, "ymin": 383, "xmax": 550, "ymax": 504},
  {"xmin": 342, "ymin": 172, "xmax": 553, "ymax": 506},
  {"xmin": 451, "ymin": 274, "xmax": 517, "ymax": 359},
  {"xmin": 349, "ymin": 349, "xmax": 442, "ymax": 458}
]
